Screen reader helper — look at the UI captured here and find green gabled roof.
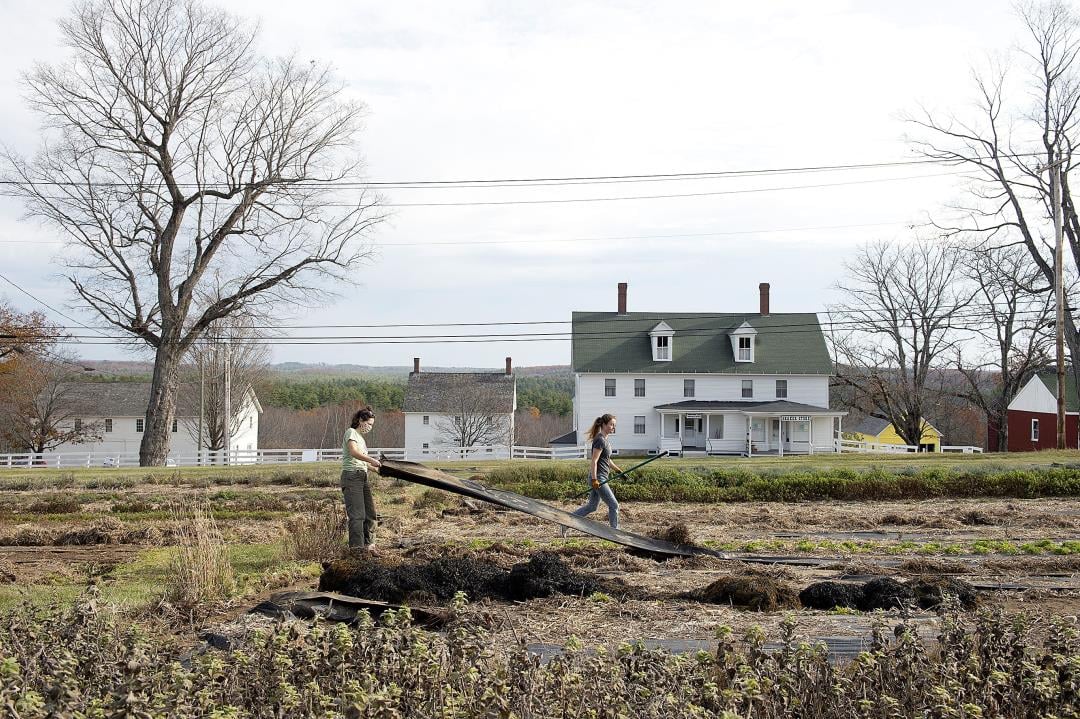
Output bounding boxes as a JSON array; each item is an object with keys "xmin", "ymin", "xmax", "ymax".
[
  {"xmin": 571, "ymin": 312, "xmax": 833, "ymax": 374},
  {"xmin": 1036, "ymin": 370, "xmax": 1080, "ymax": 411}
]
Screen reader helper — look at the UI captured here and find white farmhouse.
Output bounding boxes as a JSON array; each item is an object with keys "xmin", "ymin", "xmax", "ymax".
[
  {"xmin": 554, "ymin": 283, "xmax": 844, "ymax": 456},
  {"xmin": 48, "ymin": 382, "xmax": 262, "ymax": 459},
  {"xmin": 403, "ymin": 358, "xmax": 517, "ymax": 458}
]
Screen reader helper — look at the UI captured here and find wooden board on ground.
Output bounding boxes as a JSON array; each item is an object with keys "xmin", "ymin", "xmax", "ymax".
[{"xmin": 378, "ymin": 459, "xmax": 725, "ymax": 559}]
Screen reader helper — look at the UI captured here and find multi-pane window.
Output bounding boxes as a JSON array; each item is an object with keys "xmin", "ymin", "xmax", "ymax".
[
  {"xmin": 423, "ymin": 415, "xmax": 429, "ymax": 425},
  {"xmin": 711, "ymin": 415, "xmax": 725, "ymax": 439},
  {"xmin": 741, "ymin": 380, "xmax": 753, "ymax": 398},
  {"xmin": 634, "ymin": 416, "xmax": 646, "ymax": 434},
  {"xmin": 634, "ymin": 379, "xmax": 646, "ymax": 397},
  {"xmin": 775, "ymin": 379, "xmax": 788, "ymax": 398},
  {"xmin": 74, "ymin": 419, "xmax": 83, "ymax": 432},
  {"xmin": 738, "ymin": 336, "xmax": 752, "ymax": 361},
  {"xmin": 683, "ymin": 379, "xmax": 695, "ymax": 397},
  {"xmin": 104, "ymin": 419, "xmax": 113, "ymax": 433},
  {"xmin": 136, "ymin": 418, "xmax": 144, "ymax": 433},
  {"xmin": 1031, "ymin": 418, "xmax": 1040, "ymax": 441},
  {"xmin": 422, "ymin": 443, "xmax": 429, "ymax": 449},
  {"xmin": 172, "ymin": 419, "xmax": 178, "ymax": 433},
  {"xmin": 605, "ymin": 378, "xmax": 616, "ymax": 397},
  {"xmin": 656, "ymin": 335, "xmax": 670, "ymax": 360}
]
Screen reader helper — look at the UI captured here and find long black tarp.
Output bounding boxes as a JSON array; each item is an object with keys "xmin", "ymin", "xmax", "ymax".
[{"xmin": 378, "ymin": 459, "xmax": 725, "ymax": 559}]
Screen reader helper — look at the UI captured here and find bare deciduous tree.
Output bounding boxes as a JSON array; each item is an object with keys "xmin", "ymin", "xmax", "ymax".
[
  {"xmin": 3, "ymin": 0, "xmax": 384, "ymax": 465},
  {"xmin": 906, "ymin": 1, "xmax": 1080, "ymax": 403},
  {"xmin": 0, "ymin": 358, "xmax": 102, "ymax": 453},
  {"xmin": 830, "ymin": 240, "xmax": 976, "ymax": 447},
  {"xmin": 433, "ymin": 377, "xmax": 514, "ymax": 448},
  {"xmin": 953, "ymin": 243, "xmax": 1054, "ymax": 449}
]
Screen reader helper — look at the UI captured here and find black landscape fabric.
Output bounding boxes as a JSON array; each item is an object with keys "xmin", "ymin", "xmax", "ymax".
[{"xmin": 378, "ymin": 459, "xmax": 724, "ymax": 559}]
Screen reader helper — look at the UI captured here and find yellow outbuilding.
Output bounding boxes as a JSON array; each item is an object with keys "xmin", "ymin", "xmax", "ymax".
[{"xmin": 848, "ymin": 417, "xmax": 943, "ymax": 452}]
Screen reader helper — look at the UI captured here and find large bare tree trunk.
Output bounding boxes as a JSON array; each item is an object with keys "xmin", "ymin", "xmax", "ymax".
[{"xmin": 141, "ymin": 341, "xmax": 185, "ymax": 466}]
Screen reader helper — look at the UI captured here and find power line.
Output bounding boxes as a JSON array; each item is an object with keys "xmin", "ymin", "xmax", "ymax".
[
  {"xmin": 0, "ymin": 156, "xmax": 985, "ymax": 190},
  {"xmin": 0, "ymin": 219, "xmax": 921, "ymax": 246},
  {"xmin": 23, "ymin": 306, "xmax": 1055, "ymax": 347},
  {"xmin": 0, "ymin": 272, "xmax": 109, "ymax": 338},
  {"xmin": 0, "ymin": 170, "xmax": 966, "ymax": 209},
  {"xmin": 32, "ymin": 302, "xmax": 1055, "ymax": 334}
]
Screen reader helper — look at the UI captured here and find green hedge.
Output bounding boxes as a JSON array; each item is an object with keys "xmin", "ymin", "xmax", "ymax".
[{"xmin": 485, "ymin": 463, "xmax": 1080, "ymax": 502}]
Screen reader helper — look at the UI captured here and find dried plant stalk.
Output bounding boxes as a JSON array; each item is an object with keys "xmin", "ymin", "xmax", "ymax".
[
  {"xmin": 164, "ymin": 498, "xmax": 235, "ymax": 609},
  {"xmin": 283, "ymin": 500, "xmax": 347, "ymax": 562}
]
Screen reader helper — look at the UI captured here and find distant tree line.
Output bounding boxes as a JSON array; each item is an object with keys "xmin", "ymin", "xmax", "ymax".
[
  {"xmin": 516, "ymin": 376, "xmax": 574, "ymax": 416},
  {"xmin": 264, "ymin": 378, "xmax": 407, "ymax": 411}
]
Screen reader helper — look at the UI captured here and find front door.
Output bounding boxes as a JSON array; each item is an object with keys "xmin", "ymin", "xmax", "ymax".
[
  {"xmin": 770, "ymin": 419, "xmax": 780, "ymax": 449},
  {"xmin": 683, "ymin": 416, "xmax": 703, "ymax": 447}
]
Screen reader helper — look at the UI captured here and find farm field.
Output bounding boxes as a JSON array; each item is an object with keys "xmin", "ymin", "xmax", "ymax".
[
  {"xmin": 0, "ymin": 451, "xmax": 1075, "ymax": 630},
  {"xmin": 1, "ymin": 452, "xmax": 1078, "ymax": 715}
]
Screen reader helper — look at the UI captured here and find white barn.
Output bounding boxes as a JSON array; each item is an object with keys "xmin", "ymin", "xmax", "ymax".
[
  {"xmin": 403, "ymin": 358, "xmax": 516, "ymax": 458},
  {"xmin": 48, "ymin": 382, "xmax": 262, "ymax": 459},
  {"xmin": 554, "ymin": 282, "xmax": 844, "ymax": 456}
]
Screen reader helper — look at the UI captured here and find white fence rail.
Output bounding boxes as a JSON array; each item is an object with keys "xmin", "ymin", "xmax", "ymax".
[
  {"xmin": 2, "ymin": 437, "xmax": 981, "ymax": 469},
  {"xmin": 0, "ymin": 445, "xmax": 581, "ymax": 469},
  {"xmin": 940, "ymin": 445, "xmax": 984, "ymax": 454}
]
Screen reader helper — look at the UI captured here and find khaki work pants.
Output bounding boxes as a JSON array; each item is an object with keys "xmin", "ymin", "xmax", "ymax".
[{"xmin": 340, "ymin": 469, "xmax": 376, "ymax": 547}]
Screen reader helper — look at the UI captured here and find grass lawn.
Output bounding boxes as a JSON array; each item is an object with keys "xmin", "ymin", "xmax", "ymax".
[
  {"xmin": 0, "ymin": 542, "xmax": 320, "ymax": 612},
  {"xmin": 2, "ymin": 449, "xmax": 1078, "ymax": 489}
]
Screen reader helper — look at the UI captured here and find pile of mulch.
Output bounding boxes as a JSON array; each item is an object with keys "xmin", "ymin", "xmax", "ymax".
[
  {"xmin": 799, "ymin": 576, "xmax": 978, "ymax": 611},
  {"xmin": 685, "ymin": 572, "xmax": 801, "ymax": 612},
  {"xmin": 320, "ymin": 551, "xmax": 632, "ymax": 605},
  {"xmin": 649, "ymin": 522, "xmax": 695, "ymax": 547}
]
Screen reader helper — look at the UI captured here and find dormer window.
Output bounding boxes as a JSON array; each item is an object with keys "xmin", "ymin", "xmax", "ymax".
[
  {"xmin": 649, "ymin": 321, "xmax": 674, "ymax": 362},
  {"xmin": 729, "ymin": 321, "xmax": 757, "ymax": 363}
]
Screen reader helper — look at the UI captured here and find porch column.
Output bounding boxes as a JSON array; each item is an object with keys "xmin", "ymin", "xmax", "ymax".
[
  {"xmin": 705, "ymin": 414, "xmax": 711, "ymax": 454},
  {"xmin": 778, "ymin": 418, "xmax": 784, "ymax": 457}
]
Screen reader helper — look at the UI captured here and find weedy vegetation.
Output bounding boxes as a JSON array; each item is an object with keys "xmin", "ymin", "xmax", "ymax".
[{"xmin": 0, "ymin": 595, "xmax": 1076, "ymax": 718}]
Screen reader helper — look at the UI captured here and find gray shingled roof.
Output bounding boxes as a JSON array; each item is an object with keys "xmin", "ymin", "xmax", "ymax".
[
  {"xmin": 404, "ymin": 372, "xmax": 516, "ymax": 413},
  {"xmin": 571, "ymin": 312, "xmax": 833, "ymax": 374},
  {"xmin": 55, "ymin": 382, "xmax": 259, "ymax": 417},
  {"xmin": 852, "ymin": 416, "xmax": 892, "ymax": 436},
  {"xmin": 652, "ymin": 400, "xmax": 839, "ymax": 414}
]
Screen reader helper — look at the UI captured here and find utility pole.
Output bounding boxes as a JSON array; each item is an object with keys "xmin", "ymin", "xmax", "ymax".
[
  {"xmin": 1052, "ymin": 149, "xmax": 1067, "ymax": 450},
  {"xmin": 223, "ymin": 341, "xmax": 232, "ymax": 465},
  {"xmin": 198, "ymin": 354, "xmax": 204, "ymax": 465}
]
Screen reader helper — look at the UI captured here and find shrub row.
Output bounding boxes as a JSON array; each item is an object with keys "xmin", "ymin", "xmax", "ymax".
[
  {"xmin": 1, "ymin": 596, "xmax": 1076, "ymax": 718},
  {"xmin": 485, "ymin": 462, "xmax": 1080, "ymax": 502}
]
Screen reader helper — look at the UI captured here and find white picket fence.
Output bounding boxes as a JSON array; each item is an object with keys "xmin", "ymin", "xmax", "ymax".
[{"xmin": 0, "ymin": 444, "xmax": 589, "ymax": 469}]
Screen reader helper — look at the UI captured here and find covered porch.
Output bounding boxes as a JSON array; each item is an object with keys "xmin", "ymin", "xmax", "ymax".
[{"xmin": 654, "ymin": 400, "xmax": 845, "ymax": 456}]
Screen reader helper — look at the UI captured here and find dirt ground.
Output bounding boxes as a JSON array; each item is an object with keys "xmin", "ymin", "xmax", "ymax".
[{"xmin": 3, "ymin": 489, "xmax": 1078, "ymax": 652}]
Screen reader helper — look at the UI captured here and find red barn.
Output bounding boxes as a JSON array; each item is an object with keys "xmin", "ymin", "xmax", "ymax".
[{"xmin": 988, "ymin": 373, "xmax": 1079, "ymax": 452}]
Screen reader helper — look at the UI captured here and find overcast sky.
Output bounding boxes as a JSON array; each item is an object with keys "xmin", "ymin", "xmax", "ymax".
[{"xmin": 0, "ymin": 0, "xmax": 1030, "ymax": 368}]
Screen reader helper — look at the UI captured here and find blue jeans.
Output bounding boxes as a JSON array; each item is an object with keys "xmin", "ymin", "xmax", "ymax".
[{"xmin": 570, "ymin": 481, "xmax": 620, "ymax": 529}]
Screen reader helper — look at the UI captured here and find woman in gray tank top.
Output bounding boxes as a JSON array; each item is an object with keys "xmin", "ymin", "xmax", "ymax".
[{"xmin": 567, "ymin": 413, "xmax": 624, "ymax": 530}]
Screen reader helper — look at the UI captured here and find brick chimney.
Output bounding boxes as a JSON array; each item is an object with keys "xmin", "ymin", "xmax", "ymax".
[
  {"xmin": 412, "ymin": 357, "xmax": 420, "ymax": 374},
  {"xmin": 759, "ymin": 283, "xmax": 770, "ymax": 316},
  {"xmin": 617, "ymin": 282, "xmax": 628, "ymax": 314},
  {"xmin": 505, "ymin": 357, "xmax": 513, "ymax": 375}
]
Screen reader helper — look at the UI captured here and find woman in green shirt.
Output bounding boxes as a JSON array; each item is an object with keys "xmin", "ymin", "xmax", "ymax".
[{"xmin": 341, "ymin": 406, "xmax": 382, "ymax": 549}]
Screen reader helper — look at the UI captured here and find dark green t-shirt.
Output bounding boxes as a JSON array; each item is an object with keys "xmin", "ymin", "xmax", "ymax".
[{"xmin": 591, "ymin": 435, "xmax": 611, "ymax": 481}]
